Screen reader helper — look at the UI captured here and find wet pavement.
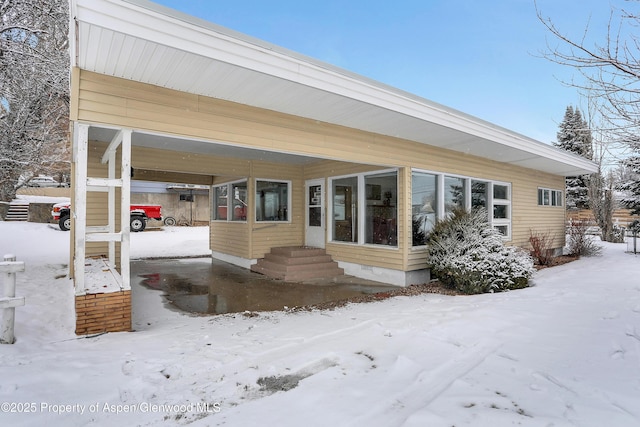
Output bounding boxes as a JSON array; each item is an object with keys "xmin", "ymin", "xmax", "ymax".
[{"xmin": 131, "ymin": 257, "xmax": 400, "ymax": 315}]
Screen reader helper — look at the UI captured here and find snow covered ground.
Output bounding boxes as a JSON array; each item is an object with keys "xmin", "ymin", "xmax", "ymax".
[{"xmin": 0, "ymin": 221, "xmax": 639, "ymax": 427}]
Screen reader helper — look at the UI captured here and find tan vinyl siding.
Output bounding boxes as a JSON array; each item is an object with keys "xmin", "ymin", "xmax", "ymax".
[
  {"xmin": 303, "ymin": 160, "xmax": 384, "ymax": 180},
  {"xmin": 326, "ymin": 243, "xmax": 404, "ymax": 270},
  {"xmin": 407, "ymin": 248, "xmax": 429, "ymax": 271},
  {"xmin": 512, "ymin": 174, "xmax": 566, "ymax": 249},
  {"xmin": 75, "ymin": 69, "xmax": 570, "ymax": 273},
  {"xmin": 131, "ymin": 145, "xmax": 251, "ymax": 177},
  {"xmin": 210, "ymin": 223, "xmax": 250, "ymax": 258}
]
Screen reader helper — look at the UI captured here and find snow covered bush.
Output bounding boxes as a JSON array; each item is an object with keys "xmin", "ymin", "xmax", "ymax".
[{"xmin": 427, "ymin": 209, "xmax": 535, "ymax": 294}]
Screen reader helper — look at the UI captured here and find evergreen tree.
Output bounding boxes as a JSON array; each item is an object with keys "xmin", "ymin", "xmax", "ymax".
[
  {"xmin": 619, "ymin": 153, "xmax": 640, "ymax": 215},
  {"xmin": 554, "ymin": 106, "xmax": 593, "ymax": 209}
]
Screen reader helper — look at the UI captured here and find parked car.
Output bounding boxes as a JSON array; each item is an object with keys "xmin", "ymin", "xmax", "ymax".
[
  {"xmin": 27, "ymin": 176, "xmax": 69, "ymax": 188},
  {"xmin": 51, "ymin": 203, "xmax": 162, "ymax": 232}
]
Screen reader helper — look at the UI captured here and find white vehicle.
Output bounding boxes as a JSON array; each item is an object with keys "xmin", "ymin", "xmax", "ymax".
[{"xmin": 27, "ymin": 176, "xmax": 68, "ymax": 188}]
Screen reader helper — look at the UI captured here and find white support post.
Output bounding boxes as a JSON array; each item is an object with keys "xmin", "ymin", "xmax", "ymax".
[
  {"xmin": 108, "ymin": 150, "xmax": 116, "ymax": 265},
  {"xmin": 101, "ymin": 129, "xmax": 124, "ymax": 164},
  {"xmin": 464, "ymin": 179, "xmax": 472, "ymax": 212},
  {"xmin": 437, "ymin": 174, "xmax": 445, "ymax": 220},
  {"xmin": 73, "ymin": 123, "xmax": 89, "ymax": 296},
  {"xmin": 120, "ymin": 129, "xmax": 132, "ymax": 291},
  {"xmin": 1, "ymin": 254, "xmax": 25, "ymax": 344}
]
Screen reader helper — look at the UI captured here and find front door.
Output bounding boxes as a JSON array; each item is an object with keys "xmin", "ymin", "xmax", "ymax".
[{"xmin": 305, "ymin": 179, "xmax": 325, "ymax": 248}]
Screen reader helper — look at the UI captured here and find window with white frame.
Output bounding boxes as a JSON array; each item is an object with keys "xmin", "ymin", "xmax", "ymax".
[
  {"xmin": 411, "ymin": 172, "xmax": 438, "ymax": 245},
  {"xmin": 444, "ymin": 175, "xmax": 466, "ymax": 216},
  {"xmin": 492, "ymin": 184, "xmax": 511, "ymax": 237},
  {"xmin": 212, "ymin": 180, "xmax": 248, "ymax": 221},
  {"xmin": 256, "ymin": 180, "xmax": 290, "ymax": 222},
  {"xmin": 538, "ymin": 188, "xmax": 563, "ymax": 207},
  {"xmin": 412, "ymin": 170, "xmax": 512, "ymax": 244},
  {"xmin": 330, "ymin": 169, "xmax": 398, "ymax": 246}
]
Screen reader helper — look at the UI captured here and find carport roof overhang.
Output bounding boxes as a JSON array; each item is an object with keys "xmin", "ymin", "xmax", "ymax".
[{"xmin": 70, "ymin": 0, "xmax": 598, "ymax": 177}]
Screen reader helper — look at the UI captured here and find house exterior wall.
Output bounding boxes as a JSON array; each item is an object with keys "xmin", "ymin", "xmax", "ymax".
[
  {"xmin": 73, "ymin": 69, "xmax": 567, "ymax": 281},
  {"xmin": 130, "ymin": 185, "xmax": 210, "ymax": 226}
]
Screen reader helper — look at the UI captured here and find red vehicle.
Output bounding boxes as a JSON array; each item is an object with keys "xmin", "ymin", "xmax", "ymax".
[{"xmin": 52, "ymin": 203, "xmax": 162, "ymax": 232}]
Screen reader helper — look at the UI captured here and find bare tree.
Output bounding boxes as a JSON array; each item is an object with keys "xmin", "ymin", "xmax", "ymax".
[
  {"xmin": 537, "ymin": 1, "xmax": 640, "ymax": 225},
  {"xmin": 0, "ymin": 0, "xmax": 70, "ymax": 202},
  {"xmin": 537, "ymin": 2, "xmax": 640, "ymax": 134}
]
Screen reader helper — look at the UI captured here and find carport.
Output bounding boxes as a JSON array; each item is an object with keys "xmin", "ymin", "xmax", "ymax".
[{"xmin": 70, "ymin": 122, "xmax": 347, "ymax": 335}]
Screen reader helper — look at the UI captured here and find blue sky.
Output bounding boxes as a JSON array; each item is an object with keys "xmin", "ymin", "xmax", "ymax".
[{"xmin": 151, "ymin": 0, "xmax": 614, "ymax": 146}]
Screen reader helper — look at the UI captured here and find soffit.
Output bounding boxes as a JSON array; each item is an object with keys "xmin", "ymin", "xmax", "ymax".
[{"xmin": 72, "ymin": 0, "xmax": 598, "ymax": 176}]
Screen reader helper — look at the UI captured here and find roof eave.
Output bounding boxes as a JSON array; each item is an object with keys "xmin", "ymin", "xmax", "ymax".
[{"xmin": 71, "ymin": 0, "xmax": 600, "ymax": 177}]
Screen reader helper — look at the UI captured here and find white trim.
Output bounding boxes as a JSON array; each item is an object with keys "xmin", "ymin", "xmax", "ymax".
[
  {"xmin": 120, "ymin": 129, "xmax": 132, "ymax": 291},
  {"xmin": 304, "ymin": 178, "xmax": 326, "ymax": 248},
  {"xmin": 101, "ymin": 129, "xmax": 123, "ymax": 164},
  {"xmin": 107, "ymin": 149, "xmax": 116, "ymax": 263},
  {"xmin": 211, "ymin": 251, "xmax": 254, "ymax": 270},
  {"xmin": 73, "ymin": 123, "xmax": 89, "ymax": 296},
  {"xmin": 411, "ymin": 169, "xmax": 513, "ymax": 242},
  {"xmin": 211, "ymin": 179, "xmax": 248, "ymax": 222},
  {"xmin": 86, "ymin": 233, "xmax": 122, "ymax": 242},
  {"xmin": 328, "ymin": 168, "xmax": 400, "ymax": 247},
  {"xmin": 255, "ymin": 178, "xmax": 292, "ymax": 223},
  {"xmin": 538, "ymin": 187, "xmax": 564, "ymax": 207}
]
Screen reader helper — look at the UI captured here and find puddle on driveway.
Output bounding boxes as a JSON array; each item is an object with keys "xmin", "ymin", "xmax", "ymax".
[{"xmin": 132, "ymin": 258, "xmax": 399, "ymax": 315}]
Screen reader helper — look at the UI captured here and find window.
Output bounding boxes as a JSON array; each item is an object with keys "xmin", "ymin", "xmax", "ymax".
[
  {"xmin": 256, "ymin": 180, "xmax": 290, "ymax": 222},
  {"xmin": 212, "ymin": 180, "xmax": 248, "ymax": 221},
  {"xmin": 232, "ymin": 182, "xmax": 248, "ymax": 221},
  {"xmin": 308, "ymin": 185, "xmax": 322, "ymax": 227},
  {"xmin": 330, "ymin": 170, "xmax": 398, "ymax": 246},
  {"xmin": 412, "ymin": 172, "xmax": 438, "ymax": 246},
  {"xmin": 411, "ymin": 169, "xmax": 512, "ymax": 244},
  {"xmin": 179, "ymin": 193, "xmax": 194, "ymax": 202},
  {"xmin": 332, "ymin": 176, "xmax": 358, "ymax": 243},
  {"xmin": 365, "ymin": 172, "xmax": 397, "ymax": 245},
  {"xmin": 538, "ymin": 188, "xmax": 563, "ymax": 207},
  {"xmin": 471, "ymin": 180, "xmax": 488, "ymax": 209},
  {"xmin": 492, "ymin": 183, "xmax": 511, "ymax": 237},
  {"xmin": 444, "ymin": 176, "xmax": 466, "ymax": 216},
  {"xmin": 213, "ymin": 185, "xmax": 228, "ymax": 220}
]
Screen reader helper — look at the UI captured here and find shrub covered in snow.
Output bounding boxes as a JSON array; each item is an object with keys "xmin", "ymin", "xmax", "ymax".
[{"xmin": 427, "ymin": 208, "xmax": 535, "ymax": 294}]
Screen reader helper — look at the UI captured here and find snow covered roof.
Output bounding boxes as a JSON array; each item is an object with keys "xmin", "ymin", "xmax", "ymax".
[{"xmin": 70, "ymin": 0, "xmax": 598, "ymax": 176}]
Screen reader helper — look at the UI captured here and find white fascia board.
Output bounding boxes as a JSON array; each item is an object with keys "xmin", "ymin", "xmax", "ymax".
[{"xmin": 74, "ymin": 0, "xmax": 598, "ymax": 175}]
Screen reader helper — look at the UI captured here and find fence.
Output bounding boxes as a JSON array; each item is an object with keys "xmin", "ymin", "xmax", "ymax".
[
  {"xmin": 566, "ymin": 208, "xmax": 638, "ymax": 228},
  {"xmin": 0, "ymin": 254, "xmax": 25, "ymax": 344}
]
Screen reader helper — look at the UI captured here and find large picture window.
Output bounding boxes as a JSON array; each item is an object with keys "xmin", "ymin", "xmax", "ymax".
[
  {"xmin": 331, "ymin": 170, "xmax": 398, "ymax": 246},
  {"xmin": 444, "ymin": 176, "xmax": 466, "ymax": 216},
  {"xmin": 365, "ymin": 172, "xmax": 397, "ymax": 245},
  {"xmin": 412, "ymin": 170, "xmax": 512, "ymax": 244},
  {"xmin": 256, "ymin": 180, "xmax": 290, "ymax": 222},
  {"xmin": 471, "ymin": 180, "xmax": 488, "ymax": 209}
]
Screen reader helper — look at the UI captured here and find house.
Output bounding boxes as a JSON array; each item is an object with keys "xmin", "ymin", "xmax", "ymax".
[{"xmin": 68, "ymin": 0, "xmax": 598, "ymax": 334}]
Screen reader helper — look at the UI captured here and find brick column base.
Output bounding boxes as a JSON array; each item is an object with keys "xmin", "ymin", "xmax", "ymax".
[{"xmin": 75, "ymin": 290, "xmax": 132, "ymax": 335}]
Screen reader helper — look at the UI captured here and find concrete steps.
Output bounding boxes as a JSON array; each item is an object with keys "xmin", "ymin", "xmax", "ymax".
[
  {"xmin": 5, "ymin": 203, "xmax": 29, "ymax": 221},
  {"xmin": 251, "ymin": 246, "xmax": 344, "ymax": 281}
]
